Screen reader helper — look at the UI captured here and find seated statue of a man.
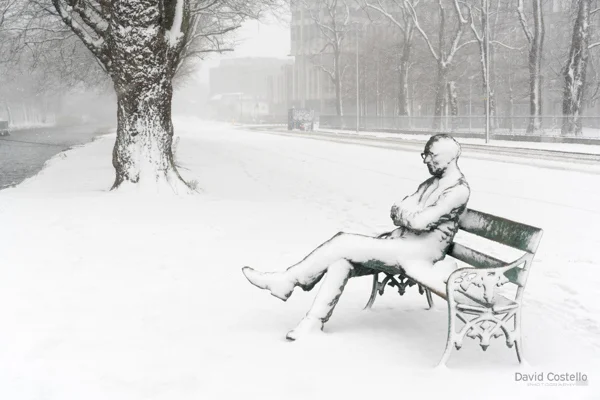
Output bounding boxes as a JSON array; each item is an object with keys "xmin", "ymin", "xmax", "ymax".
[{"xmin": 242, "ymin": 134, "xmax": 470, "ymax": 340}]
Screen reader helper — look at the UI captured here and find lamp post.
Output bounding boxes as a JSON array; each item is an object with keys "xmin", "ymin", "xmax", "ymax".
[
  {"xmin": 351, "ymin": 22, "xmax": 363, "ymax": 134},
  {"xmin": 356, "ymin": 28, "xmax": 359, "ymax": 133}
]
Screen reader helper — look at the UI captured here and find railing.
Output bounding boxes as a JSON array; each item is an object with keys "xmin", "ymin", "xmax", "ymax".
[{"xmin": 318, "ymin": 115, "xmax": 600, "ymax": 138}]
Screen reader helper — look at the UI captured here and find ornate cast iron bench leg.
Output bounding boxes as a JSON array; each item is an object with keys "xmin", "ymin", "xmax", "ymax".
[
  {"xmin": 364, "ymin": 272, "xmax": 435, "ymax": 310},
  {"xmin": 514, "ymin": 309, "xmax": 523, "ymax": 364},
  {"xmin": 418, "ymin": 284, "xmax": 434, "ymax": 309},
  {"xmin": 437, "ymin": 297, "xmax": 457, "ymax": 367},
  {"xmin": 364, "ymin": 273, "xmax": 380, "ymax": 309},
  {"xmin": 426, "ymin": 289, "xmax": 434, "ymax": 309}
]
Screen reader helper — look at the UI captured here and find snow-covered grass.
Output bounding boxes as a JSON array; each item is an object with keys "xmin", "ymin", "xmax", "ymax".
[{"xmin": 0, "ymin": 117, "xmax": 599, "ymax": 399}]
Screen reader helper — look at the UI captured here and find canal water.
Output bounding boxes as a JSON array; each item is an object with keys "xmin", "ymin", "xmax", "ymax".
[{"xmin": 0, "ymin": 125, "xmax": 112, "ymax": 190}]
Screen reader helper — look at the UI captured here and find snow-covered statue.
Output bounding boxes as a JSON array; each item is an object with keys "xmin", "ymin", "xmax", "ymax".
[{"xmin": 242, "ymin": 134, "xmax": 470, "ymax": 340}]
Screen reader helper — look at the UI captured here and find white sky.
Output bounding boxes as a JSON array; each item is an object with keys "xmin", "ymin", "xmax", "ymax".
[
  {"xmin": 196, "ymin": 20, "xmax": 291, "ymax": 84},
  {"xmin": 231, "ymin": 19, "xmax": 290, "ymax": 58}
]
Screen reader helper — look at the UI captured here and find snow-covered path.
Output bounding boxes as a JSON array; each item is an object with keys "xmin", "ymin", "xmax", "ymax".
[{"xmin": 0, "ymin": 118, "xmax": 598, "ymax": 399}]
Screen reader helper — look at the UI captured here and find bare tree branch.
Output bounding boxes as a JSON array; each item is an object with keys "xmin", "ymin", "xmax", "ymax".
[
  {"xmin": 404, "ymin": 0, "xmax": 438, "ymax": 60},
  {"xmin": 516, "ymin": 0, "xmax": 533, "ymax": 44},
  {"xmin": 51, "ymin": 0, "xmax": 108, "ymax": 65}
]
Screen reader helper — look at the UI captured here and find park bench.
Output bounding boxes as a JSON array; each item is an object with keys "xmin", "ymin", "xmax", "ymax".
[{"xmin": 355, "ymin": 208, "xmax": 543, "ymax": 366}]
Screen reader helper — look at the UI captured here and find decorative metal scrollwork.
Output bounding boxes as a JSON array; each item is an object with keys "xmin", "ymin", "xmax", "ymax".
[
  {"xmin": 455, "ymin": 310, "xmax": 517, "ymax": 351},
  {"xmin": 452, "ymin": 270, "xmax": 509, "ymax": 303},
  {"xmin": 377, "ymin": 273, "xmax": 418, "ymax": 297}
]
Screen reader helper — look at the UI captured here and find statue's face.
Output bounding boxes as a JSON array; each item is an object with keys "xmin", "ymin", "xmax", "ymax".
[{"xmin": 421, "ymin": 140, "xmax": 457, "ymax": 176}]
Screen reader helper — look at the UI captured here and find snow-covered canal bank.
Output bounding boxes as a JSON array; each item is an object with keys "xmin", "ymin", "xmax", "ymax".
[
  {"xmin": 0, "ymin": 125, "xmax": 111, "ymax": 190},
  {"xmin": 0, "ymin": 118, "xmax": 598, "ymax": 399}
]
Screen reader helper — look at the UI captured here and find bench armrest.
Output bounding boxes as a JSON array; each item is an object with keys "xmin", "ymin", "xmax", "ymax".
[{"xmin": 445, "ymin": 253, "xmax": 532, "ymax": 305}]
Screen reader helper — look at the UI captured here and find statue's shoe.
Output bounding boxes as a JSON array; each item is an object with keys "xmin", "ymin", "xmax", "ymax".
[
  {"xmin": 285, "ymin": 316, "xmax": 324, "ymax": 341},
  {"xmin": 242, "ymin": 267, "xmax": 295, "ymax": 301}
]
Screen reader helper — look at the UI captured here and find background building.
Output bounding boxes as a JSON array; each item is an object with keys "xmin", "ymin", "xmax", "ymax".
[{"xmin": 208, "ymin": 57, "xmax": 292, "ymax": 122}]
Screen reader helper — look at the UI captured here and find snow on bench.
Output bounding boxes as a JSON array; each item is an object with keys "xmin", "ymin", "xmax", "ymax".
[{"xmin": 358, "ymin": 208, "xmax": 543, "ymax": 366}]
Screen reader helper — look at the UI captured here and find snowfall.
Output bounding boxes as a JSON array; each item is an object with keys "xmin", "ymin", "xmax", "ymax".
[{"xmin": 1, "ymin": 117, "xmax": 599, "ymax": 400}]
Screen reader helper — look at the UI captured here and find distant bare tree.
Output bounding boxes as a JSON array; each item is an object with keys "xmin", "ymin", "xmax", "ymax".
[
  {"xmin": 587, "ymin": 16, "xmax": 600, "ymax": 105},
  {"xmin": 363, "ymin": 0, "xmax": 416, "ymax": 116},
  {"xmin": 405, "ymin": 0, "xmax": 474, "ymax": 130},
  {"xmin": 300, "ymin": 0, "xmax": 352, "ymax": 116},
  {"xmin": 464, "ymin": 0, "xmax": 490, "ymax": 124},
  {"xmin": 516, "ymin": 0, "xmax": 545, "ymax": 133},
  {"xmin": 562, "ymin": 0, "xmax": 597, "ymax": 135}
]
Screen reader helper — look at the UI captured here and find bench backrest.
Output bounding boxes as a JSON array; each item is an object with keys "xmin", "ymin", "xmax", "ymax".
[
  {"xmin": 457, "ymin": 209, "xmax": 543, "ymax": 254},
  {"xmin": 447, "ymin": 208, "xmax": 543, "ymax": 287}
]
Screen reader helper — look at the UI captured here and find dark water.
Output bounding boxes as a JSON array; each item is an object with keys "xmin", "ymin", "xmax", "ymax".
[{"xmin": 0, "ymin": 125, "xmax": 113, "ymax": 190}]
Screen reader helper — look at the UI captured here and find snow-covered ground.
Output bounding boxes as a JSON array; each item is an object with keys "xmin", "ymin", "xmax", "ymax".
[{"xmin": 0, "ymin": 117, "xmax": 599, "ymax": 399}]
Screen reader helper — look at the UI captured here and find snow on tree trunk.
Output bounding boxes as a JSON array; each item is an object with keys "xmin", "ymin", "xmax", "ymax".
[
  {"xmin": 448, "ymin": 81, "xmax": 458, "ymax": 116},
  {"xmin": 489, "ymin": 91, "xmax": 496, "ymax": 129},
  {"xmin": 562, "ymin": 0, "xmax": 591, "ymax": 136},
  {"xmin": 112, "ymin": 79, "xmax": 180, "ymax": 189},
  {"xmin": 108, "ymin": 0, "xmax": 187, "ymax": 191}
]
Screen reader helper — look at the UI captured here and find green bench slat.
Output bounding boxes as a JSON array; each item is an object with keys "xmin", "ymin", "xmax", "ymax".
[
  {"xmin": 448, "ymin": 242, "xmax": 508, "ymax": 269},
  {"xmin": 459, "ymin": 209, "xmax": 543, "ymax": 254}
]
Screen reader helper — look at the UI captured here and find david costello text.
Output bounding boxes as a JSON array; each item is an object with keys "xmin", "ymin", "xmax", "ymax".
[{"xmin": 515, "ymin": 372, "xmax": 588, "ymax": 386}]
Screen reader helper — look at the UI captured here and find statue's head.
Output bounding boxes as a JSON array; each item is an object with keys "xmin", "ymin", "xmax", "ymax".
[{"xmin": 421, "ymin": 134, "xmax": 461, "ymax": 177}]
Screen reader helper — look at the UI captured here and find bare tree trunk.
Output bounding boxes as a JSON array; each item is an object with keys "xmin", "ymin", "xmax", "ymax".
[
  {"xmin": 397, "ymin": 26, "xmax": 414, "ymax": 116},
  {"xmin": 508, "ymin": 89, "xmax": 514, "ymax": 134},
  {"xmin": 448, "ymin": 81, "xmax": 458, "ymax": 115},
  {"xmin": 397, "ymin": 62, "xmax": 409, "ymax": 116},
  {"xmin": 527, "ymin": 0, "xmax": 544, "ymax": 133},
  {"xmin": 490, "ymin": 91, "xmax": 496, "ymax": 128},
  {"xmin": 562, "ymin": 0, "xmax": 591, "ymax": 136},
  {"xmin": 433, "ymin": 65, "xmax": 449, "ymax": 130},
  {"xmin": 306, "ymin": 0, "xmax": 351, "ymax": 118},
  {"xmin": 109, "ymin": 0, "xmax": 183, "ymax": 190},
  {"xmin": 334, "ymin": 65, "xmax": 343, "ymax": 116},
  {"xmin": 376, "ymin": 56, "xmax": 380, "ymax": 117},
  {"xmin": 447, "ymin": 80, "xmax": 458, "ymax": 131},
  {"xmin": 362, "ymin": 0, "xmax": 413, "ymax": 117}
]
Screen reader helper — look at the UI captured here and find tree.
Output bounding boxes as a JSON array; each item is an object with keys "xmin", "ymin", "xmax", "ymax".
[
  {"xmin": 15, "ymin": 0, "xmax": 282, "ymax": 191},
  {"xmin": 516, "ymin": 0, "xmax": 545, "ymax": 133},
  {"xmin": 562, "ymin": 0, "xmax": 595, "ymax": 136},
  {"xmin": 405, "ymin": 0, "xmax": 474, "ymax": 130},
  {"xmin": 465, "ymin": 0, "xmax": 494, "ymax": 128},
  {"xmin": 301, "ymin": 0, "xmax": 352, "ymax": 116},
  {"xmin": 363, "ymin": 0, "xmax": 416, "ymax": 116}
]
